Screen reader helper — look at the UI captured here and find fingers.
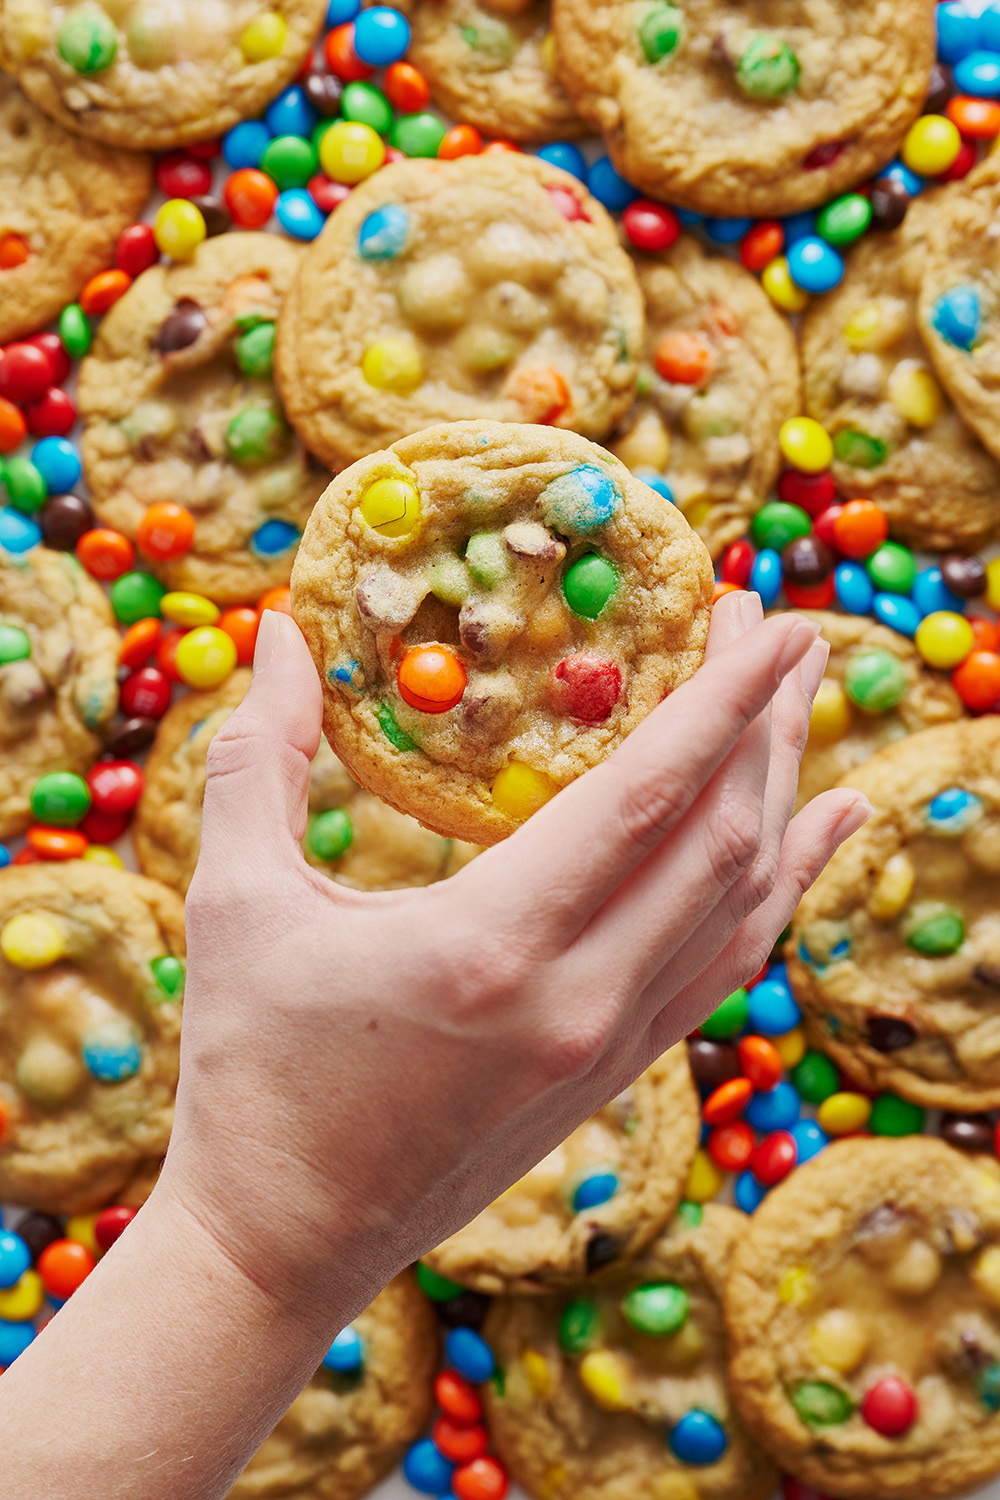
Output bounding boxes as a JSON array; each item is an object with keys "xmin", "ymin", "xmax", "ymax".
[
  {"xmin": 195, "ymin": 611, "xmax": 323, "ymax": 876},
  {"xmin": 641, "ymin": 788, "xmax": 872, "ymax": 1055},
  {"xmin": 459, "ymin": 599, "xmax": 820, "ymax": 954}
]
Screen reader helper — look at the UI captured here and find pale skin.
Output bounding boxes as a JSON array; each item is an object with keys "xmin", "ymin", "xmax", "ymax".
[{"xmin": 0, "ymin": 593, "xmax": 870, "ymax": 1497}]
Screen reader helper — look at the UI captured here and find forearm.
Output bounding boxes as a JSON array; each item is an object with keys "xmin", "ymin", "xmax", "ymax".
[{"xmin": 0, "ymin": 1182, "xmax": 364, "ymax": 1500}]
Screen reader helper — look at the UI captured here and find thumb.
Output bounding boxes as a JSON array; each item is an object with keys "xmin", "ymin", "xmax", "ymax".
[{"xmin": 197, "ymin": 610, "xmax": 323, "ymax": 873}]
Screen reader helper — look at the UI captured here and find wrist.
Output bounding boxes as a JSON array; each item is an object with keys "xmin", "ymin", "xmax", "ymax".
[{"xmin": 148, "ymin": 1154, "xmax": 391, "ymax": 1330}]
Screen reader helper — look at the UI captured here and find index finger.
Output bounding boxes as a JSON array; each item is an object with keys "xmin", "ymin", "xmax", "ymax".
[{"xmin": 457, "ymin": 597, "xmax": 819, "ymax": 951}]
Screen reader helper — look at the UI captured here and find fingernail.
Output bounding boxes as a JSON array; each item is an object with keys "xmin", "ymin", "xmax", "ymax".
[
  {"xmin": 253, "ymin": 609, "xmax": 282, "ymax": 676},
  {"xmin": 799, "ymin": 638, "xmax": 831, "ymax": 707},
  {"xmin": 776, "ymin": 619, "xmax": 821, "ymax": 678},
  {"xmin": 834, "ymin": 795, "xmax": 873, "ymax": 843},
  {"xmin": 737, "ymin": 590, "xmax": 763, "ymax": 628}
]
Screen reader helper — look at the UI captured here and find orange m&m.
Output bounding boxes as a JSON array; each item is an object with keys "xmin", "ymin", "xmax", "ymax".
[
  {"xmin": 398, "ymin": 644, "xmax": 467, "ymax": 714},
  {"xmin": 136, "ymin": 502, "xmax": 196, "ymax": 561}
]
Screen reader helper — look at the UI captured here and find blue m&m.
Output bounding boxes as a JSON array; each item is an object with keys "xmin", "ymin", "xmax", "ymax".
[
  {"xmin": 358, "ymin": 204, "xmax": 409, "ymax": 261},
  {"xmin": 81, "ymin": 1023, "xmax": 142, "ymax": 1083},
  {"xmin": 541, "ymin": 465, "xmax": 620, "ymax": 534},
  {"xmin": 323, "ymin": 1323, "xmax": 364, "ymax": 1373},
  {"xmin": 670, "ymin": 1409, "xmax": 728, "ymax": 1465},
  {"xmin": 931, "ymin": 286, "xmax": 981, "ymax": 349}
]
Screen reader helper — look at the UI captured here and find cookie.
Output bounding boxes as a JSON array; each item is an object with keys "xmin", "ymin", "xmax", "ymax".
[
  {"xmin": 422, "ymin": 1045, "xmax": 700, "ymax": 1296},
  {"xmin": 77, "ymin": 233, "xmax": 328, "ymax": 606},
  {"xmin": 135, "ymin": 668, "xmax": 479, "ymax": 895},
  {"xmin": 919, "ymin": 157, "xmax": 1000, "ymax": 468},
  {"xmin": 803, "ymin": 194, "xmax": 1000, "ymax": 551},
  {"xmin": 274, "ymin": 153, "xmax": 645, "ymax": 471},
  {"xmin": 795, "ymin": 610, "xmax": 964, "ymax": 811},
  {"xmin": 551, "ymin": 0, "xmax": 934, "ymax": 217},
  {"xmin": 482, "ymin": 1203, "xmax": 777, "ymax": 1500},
  {"xmin": 289, "ymin": 420, "xmax": 713, "ymax": 846},
  {"xmin": 726, "ymin": 1137, "xmax": 1000, "ymax": 1500},
  {"xmin": 0, "ymin": 862, "xmax": 184, "ymax": 1215},
  {"xmin": 611, "ymin": 236, "xmax": 800, "ymax": 558},
  {"xmin": 787, "ymin": 717, "xmax": 1000, "ymax": 1111},
  {"xmin": 0, "ymin": 0, "xmax": 327, "ymax": 150},
  {"xmin": 401, "ymin": 0, "xmax": 583, "ymax": 144},
  {"xmin": 0, "ymin": 545, "xmax": 119, "ymax": 841},
  {"xmin": 230, "ymin": 1269, "xmax": 438, "ymax": 1500},
  {"xmin": 0, "ymin": 73, "xmax": 151, "ymax": 345}
]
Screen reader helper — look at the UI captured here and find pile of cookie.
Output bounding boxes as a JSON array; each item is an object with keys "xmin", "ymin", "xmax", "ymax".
[{"xmin": 9, "ymin": 0, "xmax": 1000, "ymax": 1497}]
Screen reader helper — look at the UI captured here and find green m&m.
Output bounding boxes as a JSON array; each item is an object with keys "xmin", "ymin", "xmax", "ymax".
[
  {"xmin": 225, "ymin": 408, "xmax": 289, "ymax": 467},
  {"xmin": 308, "ymin": 809, "xmax": 354, "ymax": 863},
  {"xmin": 639, "ymin": 5, "xmax": 683, "ymax": 62},
  {"xmin": 843, "ymin": 649, "xmax": 907, "ymax": 713},
  {"xmin": 791, "ymin": 1380, "xmax": 853, "ymax": 1426},
  {"xmin": 235, "ymin": 322, "xmax": 276, "ymax": 379},
  {"xmin": 562, "ymin": 554, "xmax": 617, "ymax": 619},
  {"xmin": 699, "ymin": 987, "xmax": 749, "ymax": 1040},
  {"xmin": 621, "ymin": 1282, "xmax": 689, "ymax": 1337},
  {"xmin": 868, "ymin": 1092, "xmax": 926, "ymax": 1137},
  {"xmin": 905, "ymin": 901, "xmax": 965, "ymax": 956},
  {"xmin": 58, "ymin": 9, "xmax": 117, "ymax": 73},
  {"xmin": 736, "ymin": 34, "xmax": 800, "ymax": 98},
  {"xmin": 865, "ymin": 540, "xmax": 916, "ymax": 595},
  {"xmin": 0, "ymin": 624, "xmax": 30, "ymax": 665},
  {"xmin": 559, "ymin": 1298, "xmax": 602, "ymax": 1354},
  {"xmin": 30, "ymin": 771, "xmax": 91, "ymax": 826}
]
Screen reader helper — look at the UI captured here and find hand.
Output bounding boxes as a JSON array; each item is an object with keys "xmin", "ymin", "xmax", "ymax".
[{"xmin": 158, "ymin": 591, "xmax": 869, "ymax": 1319}]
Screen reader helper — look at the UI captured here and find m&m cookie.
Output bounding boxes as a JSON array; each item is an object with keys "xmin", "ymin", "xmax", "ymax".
[
  {"xmin": 0, "ymin": 862, "xmax": 184, "ymax": 1214},
  {"xmin": 484, "ymin": 1204, "xmax": 777, "ymax": 1500},
  {"xmin": 727, "ymin": 1138, "xmax": 1000, "ymax": 1498},
  {"xmin": 78, "ymin": 233, "xmax": 327, "ymax": 606},
  {"xmin": 423, "ymin": 1045, "xmax": 699, "ymax": 1295},
  {"xmin": 0, "ymin": 0, "xmax": 328, "ymax": 149},
  {"xmin": 135, "ymin": 668, "xmax": 480, "ymax": 895},
  {"xmin": 789, "ymin": 718, "xmax": 1000, "ymax": 1111},
  {"xmin": 275, "ymin": 153, "xmax": 645, "ymax": 469},
  {"xmin": 290, "ymin": 420, "xmax": 713, "ymax": 845},
  {"xmin": 1, "ymin": 546, "xmax": 120, "ymax": 841}
]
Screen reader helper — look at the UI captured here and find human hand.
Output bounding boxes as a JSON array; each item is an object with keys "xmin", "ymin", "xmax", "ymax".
[{"xmin": 159, "ymin": 592, "xmax": 870, "ymax": 1324}]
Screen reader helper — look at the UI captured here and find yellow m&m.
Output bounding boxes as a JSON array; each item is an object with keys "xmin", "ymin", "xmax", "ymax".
[
  {"xmin": 914, "ymin": 610, "xmax": 974, "ymax": 670},
  {"xmin": 761, "ymin": 256, "xmax": 810, "ymax": 314},
  {"xmin": 240, "ymin": 10, "xmax": 288, "ymax": 62},
  {"xmin": 901, "ymin": 114, "xmax": 961, "ymax": 178},
  {"xmin": 360, "ymin": 477, "xmax": 422, "ymax": 538},
  {"xmin": 683, "ymin": 1149, "xmax": 724, "ymax": 1204},
  {"xmin": 492, "ymin": 762, "xmax": 558, "ymax": 822},
  {"xmin": 578, "ymin": 1350, "xmax": 632, "ymax": 1411},
  {"xmin": 175, "ymin": 626, "xmax": 238, "ymax": 689},
  {"xmin": 778, "ymin": 417, "xmax": 833, "ymax": 473},
  {"xmin": 161, "ymin": 591, "xmax": 220, "ymax": 627},
  {"xmin": 320, "ymin": 121, "xmax": 386, "ymax": 184},
  {"xmin": 810, "ymin": 1307, "xmax": 868, "ymax": 1373},
  {"xmin": 361, "ymin": 337, "xmax": 423, "ymax": 394},
  {"xmin": 154, "ymin": 199, "xmax": 207, "ymax": 261},
  {"xmin": 817, "ymin": 1091, "xmax": 871, "ymax": 1136},
  {"xmin": 1, "ymin": 912, "xmax": 65, "ymax": 969},
  {"xmin": 0, "ymin": 1271, "xmax": 44, "ymax": 1322},
  {"xmin": 808, "ymin": 679, "xmax": 852, "ymax": 743},
  {"xmin": 887, "ymin": 363, "xmax": 944, "ymax": 429}
]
